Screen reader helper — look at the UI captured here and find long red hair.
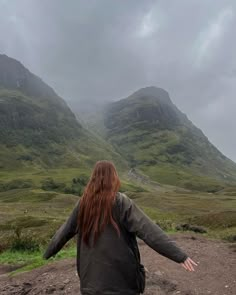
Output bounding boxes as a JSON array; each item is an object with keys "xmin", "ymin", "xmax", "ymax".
[{"xmin": 77, "ymin": 160, "xmax": 120, "ymax": 246}]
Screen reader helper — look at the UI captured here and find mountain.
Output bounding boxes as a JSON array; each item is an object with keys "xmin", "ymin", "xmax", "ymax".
[
  {"xmin": 1, "ymin": 54, "xmax": 235, "ymax": 191},
  {"xmin": 0, "ymin": 54, "xmax": 124, "ymax": 171},
  {"xmin": 102, "ymin": 86, "xmax": 236, "ymax": 190}
]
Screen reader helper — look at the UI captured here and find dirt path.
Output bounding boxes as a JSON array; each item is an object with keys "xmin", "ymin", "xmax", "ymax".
[{"xmin": 0, "ymin": 234, "xmax": 235, "ymax": 295}]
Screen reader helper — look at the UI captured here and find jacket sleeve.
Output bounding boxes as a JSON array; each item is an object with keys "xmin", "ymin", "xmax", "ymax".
[
  {"xmin": 43, "ymin": 200, "xmax": 80, "ymax": 259},
  {"xmin": 119, "ymin": 194, "xmax": 188, "ymax": 263}
]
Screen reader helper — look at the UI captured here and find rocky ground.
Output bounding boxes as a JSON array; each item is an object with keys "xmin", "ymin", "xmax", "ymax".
[{"xmin": 0, "ymin": 233, "xmax": 235, "ymax": 295}]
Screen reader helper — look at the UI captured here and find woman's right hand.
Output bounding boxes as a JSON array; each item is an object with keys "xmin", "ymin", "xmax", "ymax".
[{"xmin": 181, "ymin": 257, "xmax": 198, "ymax": 271}]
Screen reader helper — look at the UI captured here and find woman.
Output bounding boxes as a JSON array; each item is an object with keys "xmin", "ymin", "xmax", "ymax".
[{"xmin": 43, "ymin": 160, "xmax": 197, "ymax": 295}]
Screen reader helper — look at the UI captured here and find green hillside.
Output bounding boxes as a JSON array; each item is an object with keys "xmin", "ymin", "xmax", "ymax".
[
  {"xmin": 0, "ymin": 54, "xmax": 125, "ymax": 172},
  {"xmin": 0, "ymin": 57, "xmax": 235, "ymax": 264},
  {"xmin": 102, "ymin": 87, "xmax": 236, "ymax": 190}
]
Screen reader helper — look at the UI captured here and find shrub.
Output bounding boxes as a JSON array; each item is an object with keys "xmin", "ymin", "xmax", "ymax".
[
  {"xmin": 64, "ymin": 175, "xmax": 88, "ymax": 196},
  {"xmin": 64, "ymin": 184, "xmax": 83, "ymax": 195},
  {"xmin": 0, "ymin": 242, "xmax": 8, "ymax": 253},
  {"xmin": 41, "ymin": 178, "xmax": 66, "ymax": 191},
  {"xmin": 3, "ymin": 226, "xmax": 41, "ymax": 252},
  {"xmin": 72, "ymin": 175, "xmax": 88, "ymax": 186},
  {"xmin": 156, "ymin": 220, "xmax": 174, "ymax": 231},
  {"xmin": 224, "ymin": 234, "xmax": 236, "ymax": 243},
  {"xmin": 0, "ymin": 179, "xmax": 33, "ymax": 192},
  {"xmin": 41, "ymin": 176, "xmax": 87, "ymax": 195},
  {"xmin": 10, "ymin": 236, "xmax": 40, "ymax": 252},
  {"xmin": 175, "ymin": 223, "xmax": 207, "ymax": 233}
]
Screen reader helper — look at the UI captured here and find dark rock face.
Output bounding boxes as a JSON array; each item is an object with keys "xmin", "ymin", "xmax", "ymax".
[
  {"xmin": 0, "ymin": 54, "xmax": 60, "ymax": 102},
  {"xmin": 0, "ymin": 55, "xmax": 85, "ymax": 169},
  {"xmin": 105, "ymin": 86, "xmax": 190, "ymax": 133},
  {"xmin": 128, "ymin": 86, "xmax": 172, "ymax": 104},
  {"xmin": 106, "ymin": 98, "xmax": 180, "ymax": 131},
  {"xmin": 0, "ymin": 54, "xmax": 82, "ymax": 147}
]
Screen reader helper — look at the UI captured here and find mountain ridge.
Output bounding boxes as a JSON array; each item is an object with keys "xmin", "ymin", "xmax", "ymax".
[
  {"xmin": 0, "ymin": 54, "xmax": 67, "ymax": 108},
  {"xmin": 1, "ymin": 54, "xmax": 236, "ymax": 190},
  {"xmin": 100, "ymin": 86, "xmax": 236, "ymax": 189},
  {"xmin": 0, "ymin": 54, "xmax": 125, "ymax": 171}
]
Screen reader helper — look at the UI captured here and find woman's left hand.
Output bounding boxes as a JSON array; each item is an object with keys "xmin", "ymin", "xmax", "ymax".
[{"xmin": 181, "ymin": 257, "xmax": 198, "ymax": 271}]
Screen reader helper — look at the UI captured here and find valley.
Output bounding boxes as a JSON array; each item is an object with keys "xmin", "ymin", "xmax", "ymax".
[{"xmin": 0, "ymin": 54, "xmax": 235, "ymax": 294}]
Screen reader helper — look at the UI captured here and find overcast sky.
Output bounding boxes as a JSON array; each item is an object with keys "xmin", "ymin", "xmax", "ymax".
[{"xmin": 0, "ymin": 0, "xmax": 236, "ymax": 161}]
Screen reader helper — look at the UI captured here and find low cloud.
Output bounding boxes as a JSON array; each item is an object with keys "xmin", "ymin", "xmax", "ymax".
[{"xmin": 0, "ymin": 0, "xmax": 235, "ymax": 160}]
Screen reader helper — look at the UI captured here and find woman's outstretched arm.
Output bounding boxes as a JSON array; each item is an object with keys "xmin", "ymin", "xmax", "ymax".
[
  {"xmin": 43, "ymin": 200, "xmax": 80, "ymax": 259},
  {"xmin": 119, "ymin": 193, "xmax": 197, "ymax": 270}
]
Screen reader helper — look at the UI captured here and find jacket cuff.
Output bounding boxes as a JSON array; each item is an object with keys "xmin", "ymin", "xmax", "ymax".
[{"xmin": 176, "ymin": 252, "xmax": 188, "ymax": 263}]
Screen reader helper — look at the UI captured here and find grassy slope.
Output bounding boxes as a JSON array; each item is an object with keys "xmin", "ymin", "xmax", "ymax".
[
  {"xmin": 0, "ymin": 170, "xmax": 235, "ymax": 264},
  {"xmin": 0, "ymin": 183, "xmax": 235, "ymax": 274},
  {"xmin": 0, "ymin": 246, "xmax": 77, "ymax": 275}
]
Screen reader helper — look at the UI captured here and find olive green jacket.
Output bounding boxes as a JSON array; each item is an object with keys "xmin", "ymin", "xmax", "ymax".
[{"xmin": 43, "ymin": 192, "xmax": 188, "ymax": 295}]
